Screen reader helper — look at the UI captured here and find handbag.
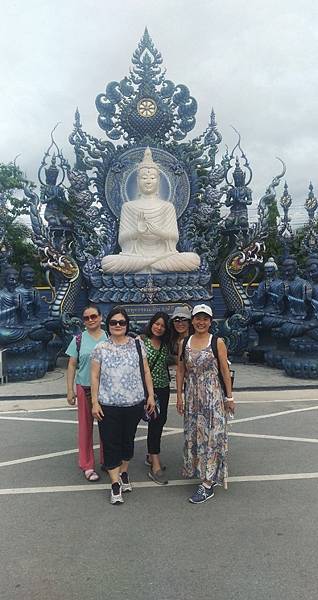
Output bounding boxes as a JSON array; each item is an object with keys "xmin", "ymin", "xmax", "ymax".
[{"xmin": 135, "ymin": 339, "xmax": 160, "ymax": 422}]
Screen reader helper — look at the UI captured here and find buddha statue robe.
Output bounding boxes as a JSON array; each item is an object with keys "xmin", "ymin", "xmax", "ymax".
[{"xmin": 101, "ymin": 147, "xmax": 200, "ymax": 274}]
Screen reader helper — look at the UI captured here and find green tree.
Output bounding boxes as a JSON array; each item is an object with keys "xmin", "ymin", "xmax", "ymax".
[
  {"xmin": 264, "ymin": 199, "xmax": 283, "ymax": 263},
  {"xmin": 0, "ymin": 162, "xmax": 44, "ymax": 283}
]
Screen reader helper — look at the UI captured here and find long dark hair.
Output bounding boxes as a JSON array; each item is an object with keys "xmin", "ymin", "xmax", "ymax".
[
  {"xmin": 105, "ymin": 306, "xmax": 130, "ymax": 335},
  {"xmin": 169, "ymin": 319, "xmax": 192, "ymax": 354},
  {"xmin": 144, "ymin": 311, "xmax": 170, "ymax": 345}
]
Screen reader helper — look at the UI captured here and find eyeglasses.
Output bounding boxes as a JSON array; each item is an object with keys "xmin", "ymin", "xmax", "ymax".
[
  {"xmin": 173, "ymin": 317, "xmax": 189, "ymax": 323},
  {"xmin": 109, "ymin": 319, "xmax": 127, "ymax": 327},
  {"xmin": 83, "ymin": 314, "xmax": 99, "ymax": 322}
]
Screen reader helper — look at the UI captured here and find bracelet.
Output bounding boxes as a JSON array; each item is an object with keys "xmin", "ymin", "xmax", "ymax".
[{"xmin": 225, "ymin": 397, "xmax": 234, "ymax": 402}]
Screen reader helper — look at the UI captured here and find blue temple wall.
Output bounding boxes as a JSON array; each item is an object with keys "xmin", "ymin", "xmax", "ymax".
[{"xmin": 37, "ymin": 286, "xmax": 228, "ymax": 320}]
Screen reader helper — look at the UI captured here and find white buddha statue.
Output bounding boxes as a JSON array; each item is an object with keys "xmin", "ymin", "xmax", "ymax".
[{"xmin": 101, "ymin": 147, "xmax": 200, "ymax": 274}]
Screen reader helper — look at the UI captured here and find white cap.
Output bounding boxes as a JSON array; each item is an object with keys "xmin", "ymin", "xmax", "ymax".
[{"xmin": 192, "ymin": 304, "xmax": 213, "ymax": 318}]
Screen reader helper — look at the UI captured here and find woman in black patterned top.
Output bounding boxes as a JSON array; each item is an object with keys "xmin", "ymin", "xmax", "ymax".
[{"xmin": 143, "ymin": 311, "xmax": 171, "ymax": 485}]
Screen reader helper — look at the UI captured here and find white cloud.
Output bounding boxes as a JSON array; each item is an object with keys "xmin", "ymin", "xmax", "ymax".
[{"xmin": 1, "ymin": 0, "xmax": 317, "ymax": 227}]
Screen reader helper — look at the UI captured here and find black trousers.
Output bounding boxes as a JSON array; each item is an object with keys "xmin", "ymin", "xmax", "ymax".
[
  {"xmin": 147, "ymin": 386, "xmax": 170, "ymax": 455},
  {"xmin": 98, "ymin": 402, "xmax": 144, "ymax": 470}
]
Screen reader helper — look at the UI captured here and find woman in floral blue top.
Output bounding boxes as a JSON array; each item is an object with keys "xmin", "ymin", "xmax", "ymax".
[
  {"xmin": 143, "ymin": 311, "xmax": 171, "ymax": 485},
  {"xmin": 91, "ymin": 307, "xmax": 155, "ymax": 505}
]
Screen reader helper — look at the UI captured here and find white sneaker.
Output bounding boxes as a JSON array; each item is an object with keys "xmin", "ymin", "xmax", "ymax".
[
  {"xmin": 120, "ymin": 472, "xmax": 132, "ymax": 493},
  {"xmin": 110, "ymin": 482, "xmax": 124, "ymax": 505}
]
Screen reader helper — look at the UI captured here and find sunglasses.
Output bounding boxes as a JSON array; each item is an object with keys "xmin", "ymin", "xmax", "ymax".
[
  {"xmin": 109, "ymin": 319, "xmax": 127, "ymax": 327},
  {"xmin": 83, "ymin": 314, "xmax": 99, "ymax": 322},
  {"xmin": 173, "ymin": 317, "xmax": 189, "ymax": 323}
]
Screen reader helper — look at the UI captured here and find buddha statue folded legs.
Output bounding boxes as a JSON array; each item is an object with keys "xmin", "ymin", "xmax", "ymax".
[{"xmin": 101, "ymin": 147, "xmax": 200, "ymax": 274}]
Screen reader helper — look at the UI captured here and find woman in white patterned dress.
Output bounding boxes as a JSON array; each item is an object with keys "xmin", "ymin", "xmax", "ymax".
[{"xmin": 176, "ymin": 304, "xmax": 235, "ymax": 504}]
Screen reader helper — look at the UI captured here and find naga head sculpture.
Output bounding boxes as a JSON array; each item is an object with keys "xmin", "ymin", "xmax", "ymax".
[
  {"xmin": 226, "ymin": 240, "xmax": 265, "ymax": 277},
  {"xmin": 42, "ymin": 245, "xmax": 79, "ymax": 281}
]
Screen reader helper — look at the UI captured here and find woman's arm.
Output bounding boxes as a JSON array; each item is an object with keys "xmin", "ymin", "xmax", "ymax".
[
  {"xmin": 66, "ymin": 357, "xmax": 77, "ymax": 406},
  {"xmin": 176, "ymin": 341, "xmax": 186, "ymax": 415},
  {"xmin": 143, "ymin": 357, "xmax": 155, "ymax": 414},
  {"xmin": 91, "ymin": 360, "xmax": 104, "ymax": 421},
  {"xmin": 217, "ymin": 338, "xmax": 235, "ymax": 414}
]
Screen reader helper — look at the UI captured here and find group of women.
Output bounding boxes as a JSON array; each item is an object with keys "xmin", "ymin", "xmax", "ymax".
[{"xmin": 66, "ymin": 303, "xmax": 235, "ymax": 505}]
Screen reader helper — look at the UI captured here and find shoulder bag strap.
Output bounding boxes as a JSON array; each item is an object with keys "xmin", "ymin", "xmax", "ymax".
[
  {"xmin": 211, "ymin": 335, "xmax": 218, "ymax": 360},
  {"xmin": 211, "ymin": 335, "xmax": 226, "ymax": 393},
  {"xmin": 147, "ymin": 341, "xmax": 163, "ymax": 373},
  {"xmin": 75, "ymin": 333, "xmax": 82, "ymax": 364},
  {"xmin": 135, "ymin": 339, "xmax": 148, "ymax": 398},
  {"xmin": 211, "ymin": 336, "xmax": 234, "ymax": 394}
]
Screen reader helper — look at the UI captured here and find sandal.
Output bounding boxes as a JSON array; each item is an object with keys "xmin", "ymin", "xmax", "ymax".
[{"xmin": 84, "ymin": 469, "xmax": 100, "ymax": 482}]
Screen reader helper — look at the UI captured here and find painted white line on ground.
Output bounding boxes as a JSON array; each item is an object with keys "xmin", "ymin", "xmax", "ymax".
[
  {"xmin": 0, "ymin": 407, "xmax": 77, "ymax": 414},
  {"xmin": 0, "ymin": 416, "xmax": 78, "ymax": 424},
  {"xmin": 232, "ymin": 404, "xmax": 318, "ymax": 424},
  {"xmin": 0, "ymin": 406, "xmax": 77, "ymax": 415},
  {"xmin": 169, "ymin": 398, "xmax": 318, "ymax": 407},
  {"xmin": 233, "ymin": 398, "xmax": 318, "ymax": 404},
  {"xmin": 0, "ymin": 429, "xmax": 182, "ymax": 468},
  {"xmin": 229, "ymin": 472, "xmax": 318, "ymax": 482},
  {"xmin": 230, "ymin": 432, "xmax": 318, "ymax": 444},
  {"xmin": 2, "ymin": 397, "xmax": 317, "ymax": 416},
  {"xmin": 0, "ymin": 447, "xmax": 79, "ymax": 467},
  {"xmin": 0, "ymin": 414, "xmax": 182, "ymax": 432},
  {"xmin": 1, "ymin": 472, "xmax": 318, "ymax": 495}
]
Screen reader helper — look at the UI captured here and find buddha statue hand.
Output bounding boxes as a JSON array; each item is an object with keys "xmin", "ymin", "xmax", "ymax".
[{"xmin": 137, "ymin": 212, "xmax": 148, "ymax": 234}]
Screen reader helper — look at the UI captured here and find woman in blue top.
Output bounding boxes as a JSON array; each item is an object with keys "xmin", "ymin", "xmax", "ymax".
[
  {"xmin": 66, "ymin": 304, "xmax": 107, "ymax": 482},
  {"xmin": 91, "ymin": 307, "xmax": 155, "ymax": 505}
]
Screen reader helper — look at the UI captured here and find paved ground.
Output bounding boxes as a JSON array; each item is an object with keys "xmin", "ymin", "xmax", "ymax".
[
  {"xmin": 0, "ymin": 357, "xmax": 317, "ymax": 401},
  {"xmin": 1, "ymin": 387, "xmax": 318, "ymax": 600}
]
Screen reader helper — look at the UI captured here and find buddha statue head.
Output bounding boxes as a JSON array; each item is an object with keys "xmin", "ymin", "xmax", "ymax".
[
  {"xmin": 20, "ymin": 264, "xmax": 35, "ymax": 287},
  {"xmin": 305, "ymin": 254, "xmax": 318, "ymax": 283},
  {"xmin": 264, "ymin": 257, "xmax": 278, "ymax": 279},
  {"xmin": 233, "ymin": 157, "xmax": 246, "ymax": 187},
  {"xmin": 4, "ymin": 266, "xmax": 18, "ymax": 292},
  {"xmin": 137, "ymin": 147, "xmax": 160, "ymax": 198},
  {"xmin": 281, "ymin": 257, "xmax": 297, "ymax": 282}
]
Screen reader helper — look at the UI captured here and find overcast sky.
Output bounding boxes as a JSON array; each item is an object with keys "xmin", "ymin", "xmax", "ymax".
[{"xmin": 1, "ymin": 0, "xmax": 318, "ymax": 225}]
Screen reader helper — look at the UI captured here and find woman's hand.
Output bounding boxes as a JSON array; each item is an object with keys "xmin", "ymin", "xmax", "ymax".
[
  {"xmin": 146, "ymin": 394, "xmax": 156, "ymax": 415},
  {"xmin": 224, "ymin": 399, "xmax": 235, "ymax": 415},
  {"xmin": 176, "ymin": 395, "xmax": 184, "ymax": 416},
  {"xmin": 92, "ymin": 401, "xmax": 104, "ymax": 421},
  {"xmin": 67, "ymin": 391, "xmax": 76, "ymax": 406}
]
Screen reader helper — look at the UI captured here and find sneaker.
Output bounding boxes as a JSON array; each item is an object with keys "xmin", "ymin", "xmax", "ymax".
[
  {"xmin": 110, "ymin": 482, "xmax": 124, "ymax": 505},
  {"xmin": 148, "ymin": 469, "xmax": 168, "ymax": 485},
  {"xmin": 120, "ymin": 472, "xmax": 132, "ymax": 493},
  {"xmin": 189, "ymin": 484, "xmax": 215, "ymax": 504},
  {"xmin": 144, "ymin": 455, "xmax": 166, "ymax": 471}
]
